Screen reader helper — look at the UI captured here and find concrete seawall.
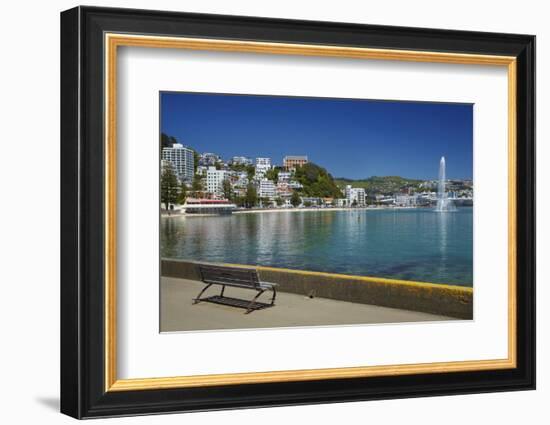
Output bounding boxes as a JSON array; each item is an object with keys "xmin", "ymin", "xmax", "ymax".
[{"xmin": 161, "ymin": 259, "xmax": 473, "ymax": 319}]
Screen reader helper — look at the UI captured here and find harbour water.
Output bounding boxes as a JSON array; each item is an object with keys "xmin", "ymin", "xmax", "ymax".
[{"xmin": 161, "ymin": 208, "xmax": 473, "ymax": 286}]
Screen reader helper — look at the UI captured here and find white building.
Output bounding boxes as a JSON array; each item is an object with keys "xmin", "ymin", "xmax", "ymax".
[
  {"xmin": 161, "ymin": 143, "xmax": 194, "ymax": 183},
  {"xmin": 255, "ymin": 157, "xmax": 271, "ymax": 177},
  {"xmin": 301, "ymin": 197, "xmax": 321, "ymax": 206},
  {"xmin": 288, "ymin": 180, "xmax": 303, "ymax": 190},
  {"xmin": 258, "ymin": 178, "xmax": 276, "ymax": 200},
  {"xmin": 206, "ymin": 166, "xmax": 228, "ymax": 197},
  {"xmin": 277, "ymin": 171, "xmax": 292, "ymax": 183},
  {"xmin": 199, "ymin": 152, "xmax": 220, "ymax": 167},
  {"xmin": 231, "ymin": 171, "xmax": 248, "ymax": 187},
  {"xmin": 231, "ymin": 156, "xmax": 253, "ymax": 166},
  {"xmin": 345, "ymin": 185, "xmax": 366, "ymax": 206},
  {"xmin": 395, "ymin": 194, "xmax": 417, "ymax": 207},
  {"xmin": 196, "ymin": 165, "xmax": 208, "ymax": 176}
]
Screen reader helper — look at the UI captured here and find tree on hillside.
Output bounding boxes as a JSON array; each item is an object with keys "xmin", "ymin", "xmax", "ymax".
[
  {"xmin": 233, "ymin": 196, "xmax": 245, "ymax": 207},
  {"xmin": 191, "ymin": 174, "xmax": 204, "ymax": 198},
  {"xmin": 160, "ymin": 164, "xmax": 179, "ymax": 210},
  {"xmin": 265, "ymin": 168, "xmax": 279, "ymax": 182},
  {"xmin": 290, "ymin": 191, "xmax": 301, "ymax": 207},
  {"xmin": 293, "ymin": 162, "xmax": 343, "ymax": 198},
  {"xmin": 160, "ymin": 133, "xmax": 178, "ymax": 153},
  {"xmin": 245, "ymin": 184, "xmax": 258, "ymax": 208},
  {"xmin": 246, "ymin": 165, "xmax": 255, "ymax": 181},
  {"xmin": 222, "ymin": 179, "xmax": 233, "ymax": 201},
  {"xmin": 275, "ymin": 197, "xmax": 284, "ymax": 206},
  {"xmin": 192, "ymin": 150, "xmax": 200, "ymax": 172},
  {"xmin": 178, "ymin": 181, "xmax": 188, "ymax": 205}
]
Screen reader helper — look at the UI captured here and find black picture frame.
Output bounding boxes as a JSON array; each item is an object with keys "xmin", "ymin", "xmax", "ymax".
[{"xmin": 61, "ymin": 5, "xmax": 535, "ymax": 419}]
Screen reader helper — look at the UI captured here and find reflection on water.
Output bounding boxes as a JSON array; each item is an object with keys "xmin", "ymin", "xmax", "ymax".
[{"xmin": 161, "ymin": 208, "xmax": 473, "ymax": 286}]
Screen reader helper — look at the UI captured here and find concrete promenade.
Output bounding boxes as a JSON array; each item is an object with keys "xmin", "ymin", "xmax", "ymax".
[
  {"xmin": 162, "ymin": 259, "xmax": 473, "ymax": 319},
  {"xmin": 160, "ymin": 277, "xmax": 453, "ymax": 332}
]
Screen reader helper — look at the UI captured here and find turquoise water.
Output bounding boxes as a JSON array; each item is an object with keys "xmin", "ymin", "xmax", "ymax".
[{"xmin": 161, "ymin": 208, "xmax": 473, "ymax": 286}]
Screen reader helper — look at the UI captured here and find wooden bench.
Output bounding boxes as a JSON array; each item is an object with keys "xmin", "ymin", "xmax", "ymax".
[{"xmin": 193, "ymin": 264, "xmax": 277, "ymax": 314}]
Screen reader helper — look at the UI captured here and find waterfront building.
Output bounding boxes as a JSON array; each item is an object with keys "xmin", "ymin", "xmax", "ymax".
[
  {"xmin": 283, "ymin": 155, "xmax": 308, "ymax": 171},
  {"xmin": 258, "ymin": 178, "xmax": 277, "ymax": 200},
  {"xmin": 301, "ymin": 197, "xmax": 321, "ymax": 206},
  {"xmin": 335, "ymin": 198, "xmax": 350, "ymax": 207},
  {"xmin": 416, "ymin": 194, "xmax": 433, "ymax": 206},
  {"xmin": 161, "ymin": 143, "xmax": 194, "ymax": 183},
  {"xmin": 345, "ymin": 185, "xmax": 366, "ymax": 206},
  {"xmin": 395, "ymin": 194, "xmax": 418, "ymax": 207},
  {"xmin": 255, "ymin": 157, "xmax": 271, "ymax": 177},
  {"xmin": 184, "ymin": 198, "xmax": 236, "ymax": 215},
  {"xmin": 206, "ymin": 166, "xmax": 228, "ymax": 197}
]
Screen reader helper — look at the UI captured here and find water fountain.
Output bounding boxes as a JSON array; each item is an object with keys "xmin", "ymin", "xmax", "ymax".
[{"xmin": 435, "ymin": 156, "xmax": 456, "ymax": 212}]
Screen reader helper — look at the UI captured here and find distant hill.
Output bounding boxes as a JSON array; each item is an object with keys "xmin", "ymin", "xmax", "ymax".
[{"xmin": 335, "ymin": 176, "xmax": 423, "ymax": 194}]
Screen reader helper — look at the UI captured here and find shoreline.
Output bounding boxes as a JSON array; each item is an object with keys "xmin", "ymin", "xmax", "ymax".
[
  {"xmin": 233, "ymin": 206, "xmax": 418, "ymax": 214},
  {"xmin": 161, "ymin": 205, "xmax": 436, "ymax": 217}
]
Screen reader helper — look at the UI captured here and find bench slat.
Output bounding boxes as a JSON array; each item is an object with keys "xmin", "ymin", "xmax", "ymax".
[{"xmin": 198, "ymin": 265, "xmax": 261, "ymax": 289}]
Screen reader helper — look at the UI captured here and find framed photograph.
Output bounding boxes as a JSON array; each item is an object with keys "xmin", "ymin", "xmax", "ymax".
[{"xmin": 60, "ymin": 6, "xmax": 535, "ymax": 419}]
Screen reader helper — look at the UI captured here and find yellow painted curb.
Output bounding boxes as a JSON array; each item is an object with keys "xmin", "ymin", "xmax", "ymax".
[{"xmin": 221, "ymin": 262, "xmax": 472, "ymax": 294}]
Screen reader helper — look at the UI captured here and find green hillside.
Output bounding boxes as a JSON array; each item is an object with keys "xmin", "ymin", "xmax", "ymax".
[{"xmin": 294, "ymin": 163, "xmax": 343, "ymax": 198}]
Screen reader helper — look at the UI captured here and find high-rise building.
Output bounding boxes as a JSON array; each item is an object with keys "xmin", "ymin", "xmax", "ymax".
[
  {"xmin": 206, "ymin": 166, "xmax": 228, "ymax": 197},
  {"xmin": 283, "ymin": 155, "xmax": 308, "ymax": 171},
  {"xmin": 255, "ymin": 157, "xmax": 271, "ymax": 177},
  {"xmin": 161, "ymin": 143, "xmax": 194, "ymax": 183},
  {"xmin": 345, "ymin": 185, "xmax": 366, "ymax": 206}
]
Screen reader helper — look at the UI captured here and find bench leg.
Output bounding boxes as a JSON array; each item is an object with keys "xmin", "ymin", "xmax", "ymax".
[
  {"xmin": 270, "ymin": 287, "xmax": 277, "ymax": 305},
  {"xmin": 245, "ymin": 289, "xmax": 265, "ymax": 314},
  {"xmin": 192, "ymin": 283, "xmax": 212, "ymax": 304}
]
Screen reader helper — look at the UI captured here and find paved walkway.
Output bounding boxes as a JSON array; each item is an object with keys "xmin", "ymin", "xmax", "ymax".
[{"xmin": 160, "ymin": 277, "xmax": 452, "ymax": 332}]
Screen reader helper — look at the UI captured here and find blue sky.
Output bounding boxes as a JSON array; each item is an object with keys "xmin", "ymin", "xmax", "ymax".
[{"xmin": 160, "ymin": 92, "xmax": 473, "ymax": 180}]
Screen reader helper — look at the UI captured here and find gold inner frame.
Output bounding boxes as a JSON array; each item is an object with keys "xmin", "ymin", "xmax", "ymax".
[{"xmin": 104, "ymin": 33, "xmax": 517, "ymax": 392}]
